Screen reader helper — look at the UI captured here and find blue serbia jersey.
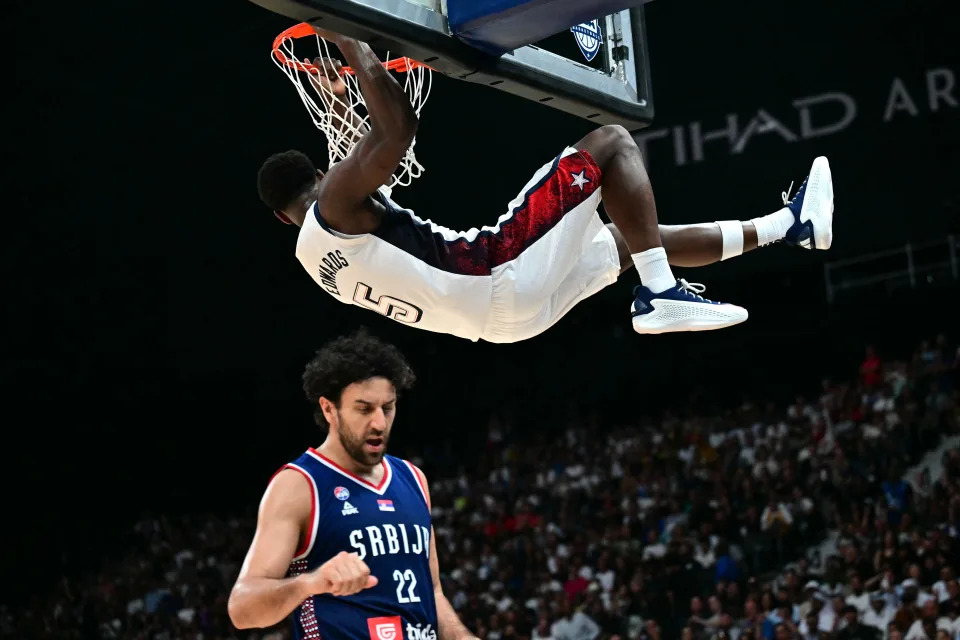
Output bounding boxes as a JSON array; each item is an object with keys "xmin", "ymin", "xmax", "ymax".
[{"xmin": 279, "ymin": 449, "xmax": 438, "ymax": 640}]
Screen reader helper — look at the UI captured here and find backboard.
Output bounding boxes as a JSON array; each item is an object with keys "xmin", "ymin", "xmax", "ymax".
[{"xmin": 248, "ymin": 0, "xmax": 655, "ymax": 130}]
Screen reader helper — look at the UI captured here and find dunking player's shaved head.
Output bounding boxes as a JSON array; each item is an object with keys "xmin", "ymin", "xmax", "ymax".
[{"xmin": 257, "ymin": 149, "xmax": 321, "ymax": 224}]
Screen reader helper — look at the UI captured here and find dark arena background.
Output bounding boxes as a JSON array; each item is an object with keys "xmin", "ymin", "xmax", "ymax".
[{"xmin": 4, "ymin": 0, "xmax": 959, "ymax": 638}]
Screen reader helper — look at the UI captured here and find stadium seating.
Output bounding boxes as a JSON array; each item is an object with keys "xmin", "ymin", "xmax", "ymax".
[{"xmin": 5, "ymin": 334, "xmax": 958, "ymax": 640}]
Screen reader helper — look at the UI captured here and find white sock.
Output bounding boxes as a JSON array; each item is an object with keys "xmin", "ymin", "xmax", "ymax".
[
  {"xmin": 749, "ymin": 207, "xmax": 795, "ymax": 246},
  {"xmin": 632, "ymin": 247, "xmax": 675, "ymax": 294},
  {"xmin": 715, "ymin": 220, "xmax": 744, "ymax": 261}
]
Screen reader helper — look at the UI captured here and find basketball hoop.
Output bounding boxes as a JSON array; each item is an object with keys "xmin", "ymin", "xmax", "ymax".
[{"xmin": 271, "ymin": 23, "xmax": 432, "ymax": 192}]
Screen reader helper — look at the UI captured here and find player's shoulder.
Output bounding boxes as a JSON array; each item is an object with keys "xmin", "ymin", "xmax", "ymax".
[
  {"xmin": 260, "ymin": 462, "xmax": 315, "ymax": 518},
  {"xmin": 314, "ymin": 177, "xmax": 389, "ymax": 236},
  {"xmin": 385, "ymin": 454, "xmax": 426, "ymax": 478},
  {"xmin": 386, "ymin": 455, "xmax": 431, "ymax": 506}
]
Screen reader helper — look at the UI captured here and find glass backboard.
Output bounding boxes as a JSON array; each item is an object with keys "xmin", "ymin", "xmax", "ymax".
[{"xmin": 248, "ymin": 0, "xmax": 655, "ymax": 130}]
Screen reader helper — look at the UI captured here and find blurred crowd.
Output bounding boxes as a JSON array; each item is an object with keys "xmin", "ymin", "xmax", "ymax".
[{"xmin": 4, "ymin": 334, "xmax": 959, "ymax": 640}]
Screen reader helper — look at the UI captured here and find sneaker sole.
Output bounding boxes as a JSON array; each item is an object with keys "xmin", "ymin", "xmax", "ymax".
[
  {"xmin": 800, "ymin": 156, "xmax": 834, "ymax": 250},
  {"xmin": 632, "ymin": 300, "xmax": 749, "ymax": 334}
]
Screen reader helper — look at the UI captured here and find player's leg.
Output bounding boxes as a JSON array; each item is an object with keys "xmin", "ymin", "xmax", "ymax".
[
  {"xmin": 659, "ymin": 223, "xmax": 759, "ymax": 267},
  {"xmin": 578, "ymin": 125, "xmax": 833, "ymax": 334},
  {"xmin": 605, "ymin": 167, "xmax": 833, "ymax": 270},
  {"xmin": 576, "ymin": 125, "xmax": 749, "ymax": 333},
  {"xmin": 608, "ymin": 222, "xmax": 759, "ymax": 272},
  {"xmin": 575, "ymin": 125, "xmax": 667, "ymax": 282},
  {"xmin": 654, "ymin": 158, "xmax": 835, "ymax": 266}
]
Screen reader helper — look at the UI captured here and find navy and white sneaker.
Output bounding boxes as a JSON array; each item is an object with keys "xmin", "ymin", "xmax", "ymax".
[
  {"xmin": 631, "ymin": 279, "xmax": 749, "ymax": 334},
  {"xmin": 784, "ymin": 156, "xmax": 834, "ymax": 250}
]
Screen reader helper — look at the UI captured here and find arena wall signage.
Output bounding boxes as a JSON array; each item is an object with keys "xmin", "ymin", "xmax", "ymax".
[{"xmin": 636, "ymin": 67, "xmax": 957, "ymax": 170}]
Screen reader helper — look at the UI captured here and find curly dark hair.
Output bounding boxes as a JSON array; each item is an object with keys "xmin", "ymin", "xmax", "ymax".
[
  {"xmin": 257, "ymin": 149, "xmax": 317, "ymax": 212},
  {"xmin": 302, "ymin": 328, "xmax": 417, "ymax": 428}
]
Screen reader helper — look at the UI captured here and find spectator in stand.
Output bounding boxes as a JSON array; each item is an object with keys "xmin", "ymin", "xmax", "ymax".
[
  {"xmin": 882, "ymin": 467, "xmax": 913, "ymax": 527},
  {"xmin": 863, "ymin": 591, "xmax": 897, "ymax": 638},
  {"xmin": 688, "ymin": 596, "xmax": 707, "ymax": 636},
  {"xmin": 551, "ymin": 596, "xmax": 601, "ymax": 640},
  {"xmin": 799, "ymin": 611, "xmax": 825, "ymax": 640},
  {"xmin": 905, "ymin": 599, "xmax": 940, "ymax": 640},
  {"xmin": 862, "ymin": 345, "xmax": 884, "ymax": 390},
  {"xmin": 837, "ymin": 604, "xmax": 882, "ymax": 640},
  {"xmin": 531, "ymin": 613, "xmax": 553, "ymax": 640},
  {"xmin": 740, "ymin": 597, "xmax": 766, "ymax": 640},
  {"xmin": 848, "ymin": 574, "xmax": 872, "ymax": 616}
]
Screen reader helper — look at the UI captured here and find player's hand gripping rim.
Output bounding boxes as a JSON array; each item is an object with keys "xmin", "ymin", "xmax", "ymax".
[{"xmin": 304, "ymin": 56, "xmax": 348, "ymax": 98}]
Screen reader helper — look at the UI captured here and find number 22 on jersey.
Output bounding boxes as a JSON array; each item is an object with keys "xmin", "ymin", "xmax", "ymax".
[{"xmin": 393, "ymin": 568, "xmax": 421, "ymax": 603}]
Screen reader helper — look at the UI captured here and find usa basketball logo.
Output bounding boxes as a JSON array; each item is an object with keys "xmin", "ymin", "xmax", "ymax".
[
  {"xmin": 334, "ymin": 486, "xmax": 350, "ymax": 501},
  {"xmin": 571, "ymin": 19, "xmax": 603, "ymax": 62}
]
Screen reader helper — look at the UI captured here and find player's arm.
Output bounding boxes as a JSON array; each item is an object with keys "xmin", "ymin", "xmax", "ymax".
[
  {"xmin": 228, "ymin": 469, "xmax": 377, "ymax": 629},
  {"xmin": 228, "ymin": 469, "xmax": 315, "ymax": 629},
  {"xmin": 313, "ymin": 28, "xmax": 418, "ymax": 231},
  {"xmin": 411, "ymin": 465, "xmax": 479, "ymax": 640}
]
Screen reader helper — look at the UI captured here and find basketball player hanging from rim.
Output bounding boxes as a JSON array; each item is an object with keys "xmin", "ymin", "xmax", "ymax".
[{"xmin": 257, "ymin": 27, "xmax": 835, "ymax": 343}]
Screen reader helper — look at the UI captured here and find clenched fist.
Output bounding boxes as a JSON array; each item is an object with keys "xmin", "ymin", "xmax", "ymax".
[{"xmin": 306, "ymin": 551, "xmax": 378, "ymax": 597}]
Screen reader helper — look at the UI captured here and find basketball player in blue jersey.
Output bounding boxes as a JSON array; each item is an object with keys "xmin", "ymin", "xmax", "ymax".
[
  {"xmin": 257, "ymin": 28, "xmax": 835, "ymax": 343},
  {"xmin": 228, "ymin": 329, "xmax": 477, "ymax": 640}
]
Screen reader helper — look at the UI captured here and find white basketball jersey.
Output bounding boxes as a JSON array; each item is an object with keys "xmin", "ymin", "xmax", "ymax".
[
  {"xmin": 295, "ymin": 189, "xmax": 492, "ymax": 341},
  {"xmin": 294, "ymin": 148, "xmax": 613, "ymax": 343}
]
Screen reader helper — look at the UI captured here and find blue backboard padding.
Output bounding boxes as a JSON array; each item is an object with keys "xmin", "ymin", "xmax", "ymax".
[{"xmin": 447, "ymin": 0, "xmax": 647, "ymax": 54}]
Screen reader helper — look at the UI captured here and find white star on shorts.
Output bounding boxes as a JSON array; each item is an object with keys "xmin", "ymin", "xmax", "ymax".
[{"xmin": 570, "ymin": 169, "xmax": 590, "ymax": 191}]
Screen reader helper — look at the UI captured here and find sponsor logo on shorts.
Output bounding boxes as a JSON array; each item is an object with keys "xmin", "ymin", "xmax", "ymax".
[{"xmin": 368, "ymin": 616, "xmax": 403, "ymax": 640}]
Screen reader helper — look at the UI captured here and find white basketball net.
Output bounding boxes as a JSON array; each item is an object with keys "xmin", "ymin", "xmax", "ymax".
[{"xmin": 272, "ymin": 28, "xmax": 432, "ymax": 192}]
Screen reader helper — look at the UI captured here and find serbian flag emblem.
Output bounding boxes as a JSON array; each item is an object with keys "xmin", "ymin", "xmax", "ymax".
[{"xmin": 377, "ymin": 499, "xmax": 395, "ymax": 512}]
